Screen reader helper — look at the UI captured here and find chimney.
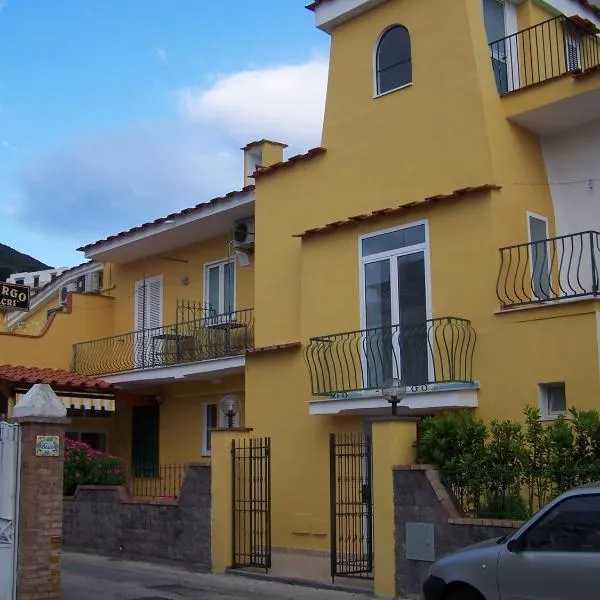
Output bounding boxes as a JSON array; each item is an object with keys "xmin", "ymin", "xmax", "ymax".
[{"xmin": 242, "ymin": 139, "xmax": 288, "ymax": 186}]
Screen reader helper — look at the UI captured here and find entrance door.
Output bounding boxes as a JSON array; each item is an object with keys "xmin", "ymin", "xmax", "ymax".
[
  {"xmin": 133, "ymin": 275, "xmax": 163, "ymax": 368},
  {"xmin": 362, "ymin": 223, "xmax": 429, "ymax": 389},
  {"xmin": 483, "ymin": 0, "xmax": 509, "ymax": 93}
]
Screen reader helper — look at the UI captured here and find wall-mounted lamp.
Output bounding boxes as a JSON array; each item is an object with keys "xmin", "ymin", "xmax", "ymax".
[
  {"xmin": 180, "ymin": 276, "xmax": 190, "ymax": 286},
  {"xmin": 382, "ymin": 378, "xmax": 406, "ymax": 416},
  {"xmin": 220, "ymin": 394, "xmax": 240, "ymax": 429}
]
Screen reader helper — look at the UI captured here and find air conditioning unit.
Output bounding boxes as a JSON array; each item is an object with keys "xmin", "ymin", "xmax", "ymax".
[
  {"xmin": 76, "ymin": 275, "xmax": 87, "ymax": 293},
  {"xmin": 232, "ymin": 218, "xmax": 255, "ymax": 251},
  {"xmin": 90, "ymin": 270, "xmax": 103, "ymax": 292}
]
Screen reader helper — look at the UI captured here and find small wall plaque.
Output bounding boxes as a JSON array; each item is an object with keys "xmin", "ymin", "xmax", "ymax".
[{"xmin": 36, "ymin": 435, "xmax": 60, "ymax": 457}]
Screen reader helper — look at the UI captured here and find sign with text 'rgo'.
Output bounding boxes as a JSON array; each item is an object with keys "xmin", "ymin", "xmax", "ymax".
[{"xmin": 0, "ymin": 282, "xmax": 30, "ymax": 310}]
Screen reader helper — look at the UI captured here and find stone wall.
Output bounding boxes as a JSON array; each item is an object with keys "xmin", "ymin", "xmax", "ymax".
[
  {"xmin": 394, "ymin": 465, "xmax": 522, "ymax": 599},
  {"xmin": 63, "ymin": 464, "xmax": 211, "ymax": 571}
]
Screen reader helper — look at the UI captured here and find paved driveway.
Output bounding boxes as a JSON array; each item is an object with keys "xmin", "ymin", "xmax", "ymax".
[{"xmin": 62, "ymin": 553, "xmax": 373, "ymax": 600}]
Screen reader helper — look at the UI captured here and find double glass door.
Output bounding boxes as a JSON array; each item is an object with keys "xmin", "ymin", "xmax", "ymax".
[{"xmin": 362, "ymin": 224, "xmax": 429, "ymax": 389}]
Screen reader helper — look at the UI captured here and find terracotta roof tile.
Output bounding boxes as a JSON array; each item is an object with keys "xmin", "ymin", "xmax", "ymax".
[
  {"xmin": 0, "ymin": 364, "xmax": 113, "ymax": 392},
  {"xmin": 293, "ymin": 184, "xmax": 501, "ymax": 239},
  {"xmin": 77, "ymin": 185, "xmax": 255, "ymax": 253},
  {"xmin": 307, "ymin": 0, "xmax": 600, "ymax": 18},
  {"xmin": 305, "ymin": 0, "xmax": 328, "ymax": 11},
  {"xmin": 246, "ymin": 342, "xmax": 302, "ymax": 355},
  {"xmin": 577, "ymin": 0, "xmax": 600, "ymax": 18},
  {"xmin": 241, "ymin": 139, "xmax": 288, "ymax": 150},
  {"xmin": 252, "ymin": 147, "xmax": 326, "ymax": 179}
]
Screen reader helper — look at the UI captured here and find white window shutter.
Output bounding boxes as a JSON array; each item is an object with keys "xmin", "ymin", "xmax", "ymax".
[
  {"xmin": 134, "ymin": 281, "xmax": 145, "ymax": 331},
  {"xmin": 148, "ymin": 278, "xmax": 163, "ymax": 329}
]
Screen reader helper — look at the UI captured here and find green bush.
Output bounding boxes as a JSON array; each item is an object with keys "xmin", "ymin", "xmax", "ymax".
[
  {"xmin": 63, "ymin": 438, "xmax": 126, "ymax": 496},
  {"xmin": 417, "ymin": 407, "xmax": 600, "ymax": 519}
]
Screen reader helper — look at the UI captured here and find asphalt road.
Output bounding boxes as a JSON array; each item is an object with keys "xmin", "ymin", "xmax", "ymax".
[{"xmin": 61, "ymin": 553, "xmax": 374, "ymax": 600}]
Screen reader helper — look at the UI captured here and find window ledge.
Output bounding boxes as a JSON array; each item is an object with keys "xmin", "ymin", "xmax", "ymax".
[
  {"xmin": 373, "ymin": 82, "xmax": 413, "ymax": 99},
  {"xmin": 539, "ymin": 413, "xmax": 569, "ymax": 422}
]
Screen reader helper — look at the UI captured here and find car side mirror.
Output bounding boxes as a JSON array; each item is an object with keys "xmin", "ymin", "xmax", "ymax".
[{"xmin": 507, "ymin": 538, "xmax": 523, "ymax": 553}]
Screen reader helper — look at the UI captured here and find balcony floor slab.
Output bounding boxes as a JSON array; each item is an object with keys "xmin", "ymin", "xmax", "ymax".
[{"xmin": 308, "ymin": 382, "xmax": 479, "ymax": 416}]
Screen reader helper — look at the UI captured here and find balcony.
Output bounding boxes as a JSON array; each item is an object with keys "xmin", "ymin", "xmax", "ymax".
[
  {"xmin": 304, "ymin": 317, "xmax": 477, "ymax": 397},
  {"xmin": 71, "ymin": 308, "xmax": 254, "ymax": 377},
  {"xmin": 497, "ymin": 231, "xmax": 600, "ymax": 309},
  {"xmin": 489, "ymin": 16, "xmax": 600, "ymax": 133}
]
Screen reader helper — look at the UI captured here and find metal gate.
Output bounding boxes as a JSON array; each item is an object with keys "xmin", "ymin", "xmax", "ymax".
[
  {"xmin": 329, "ymin": 433, "xmax": 374, "ymax": 581},
  {"xmin": 231, "ymin": 437, "xmax": 271, "ymax": 572},
  {"xmin": 0, "ymin": 421, "xmax": 21, "ymax": 600}
]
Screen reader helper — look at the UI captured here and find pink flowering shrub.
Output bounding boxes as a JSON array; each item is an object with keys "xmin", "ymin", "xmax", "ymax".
[{"xmin": 63, "ymin": 438, "xmax": 126, "ymax": 496}]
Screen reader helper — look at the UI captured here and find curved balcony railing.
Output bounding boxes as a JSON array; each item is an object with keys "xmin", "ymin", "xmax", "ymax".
[
  {"xmin": 497, "ymin": 231, "xmax": 600, "ymax": 308},
  {"xmin": 304, "ymin": 317, "xmax": 476, "ymax": 397},
  {"xmin": 71, "ymin": 308, "xmax": 254, "ymax": 376}
]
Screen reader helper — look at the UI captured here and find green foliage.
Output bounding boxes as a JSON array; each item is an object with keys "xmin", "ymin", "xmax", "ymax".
[
  {"xmin": 63, "ymin": 438, "xmax": 126, "ymax": 496},
  {"xmin": 417, "ymin": 407, "xmax": 600, "ymax": 519}
]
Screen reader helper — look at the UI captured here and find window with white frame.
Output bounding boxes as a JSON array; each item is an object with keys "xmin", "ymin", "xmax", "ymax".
[
  {"xmin": 360, "ymin": 222, "xmax": 430, "ymax": 388},
  {"xmin": 375, "ymin": 25, "xmax": 412, "ymax": 96},
  {"xmin": 539, "ymin": 382, "xmax": 567, "ymax": 418},
  {"xmin": 202, "ymin": 401, "xmax": 240, "ymax": 455},
  {"xmin": 204, "ymin": 259, "xmax": 235, "ymax": 315}
]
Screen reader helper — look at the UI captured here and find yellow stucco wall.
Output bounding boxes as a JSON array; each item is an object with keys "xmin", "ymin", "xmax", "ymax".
[
  {"xmin": 0, "ymin": 293, "xmax": 115, "ymax": 370},
  {"xmin": 159, "ymin": 375, "xmax": 246, "ymax": 464},
  {"xmin": 245, "ymin": 0, "xmax": 599, "ymax": 558},
  {"xmin": 2, "ymin": 293, "xmax": 59, "ymax": 335}
]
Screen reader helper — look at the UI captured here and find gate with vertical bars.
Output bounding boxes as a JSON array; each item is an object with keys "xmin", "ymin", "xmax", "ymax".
[
  {"xmin": 329, "ymin": 433, "xmax": 374, "ymax": 581},
  {"xmin": 0, "ymin": 421, "xmax": 20, "ymax": 600},
  {"xmin": 231, "ymin": 437, "xmax": 271, "ymax": 572}
]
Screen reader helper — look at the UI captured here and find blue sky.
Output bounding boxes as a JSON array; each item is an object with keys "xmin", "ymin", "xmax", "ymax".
[{"xmin": 0, "ymin": 0, "xmax": 329, "ymax": 268}]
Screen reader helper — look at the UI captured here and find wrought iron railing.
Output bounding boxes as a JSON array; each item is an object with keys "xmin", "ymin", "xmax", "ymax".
[
  {"xmin": 489, "ymin": 15, "xmax": 600, "ymax": 95},
  {"xmin": 497, "ymin": 231, "xmax": 600, "ymax": 308},
  {"xmin": 304, "ymin": 317, "xmax": 476, "ymax": 396},
  {"xmin": 71, "ymin": 308, "xmax": 254, "ymax": 376},
  {"xmin": 127, "ymin": 463, "xmax": 187, "ymax": 500}
]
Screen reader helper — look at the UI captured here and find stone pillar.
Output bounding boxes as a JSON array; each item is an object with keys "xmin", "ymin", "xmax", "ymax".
[
  {"xmin": 210, "ymin": 427, "xmax": 253, "ymax": 573},
  {"xmin": 371, "ymin": 419, "xmax": 418, "ymax": 600},
  {"xmin": 13, "ymin": 384, "xmax": 69, "ymax": 600}
]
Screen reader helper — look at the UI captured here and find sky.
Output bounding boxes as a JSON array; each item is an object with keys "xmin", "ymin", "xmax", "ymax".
[{"xmin": 0, "ymin": 0, "xmax": 330, "ymax": 268}]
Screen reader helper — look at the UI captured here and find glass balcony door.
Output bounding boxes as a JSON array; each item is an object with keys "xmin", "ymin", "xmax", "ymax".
[{"xmin": 361, "ymin": 223, "xmax": 430, "ymax": 389}]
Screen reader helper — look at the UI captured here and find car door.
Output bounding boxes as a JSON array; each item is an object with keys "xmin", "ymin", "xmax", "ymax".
[{"xmin": 497, "ymin": 494, "xmax": 600, "ymax": 600}]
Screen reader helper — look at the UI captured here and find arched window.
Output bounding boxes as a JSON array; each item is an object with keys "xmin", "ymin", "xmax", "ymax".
[{"xmin": 375, "ymin": 25, "xmax": 412, "ymax": 95}]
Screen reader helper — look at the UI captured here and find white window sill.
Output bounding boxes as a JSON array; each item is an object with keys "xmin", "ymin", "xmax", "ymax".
[
  {"xmin": 539, "ymin": 413, "xmax": 569, "ymax": 422},
  {"xmin": 373, "ymin": 82, "xmax": 413, "ymax": 99}
]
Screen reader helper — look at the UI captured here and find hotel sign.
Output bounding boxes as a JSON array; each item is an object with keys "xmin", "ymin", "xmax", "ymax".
[{"xmin": 0, "ymin": 283, "xmax": 30, "ymax": 310}]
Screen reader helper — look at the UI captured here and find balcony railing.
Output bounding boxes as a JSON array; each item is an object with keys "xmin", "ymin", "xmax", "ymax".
[
  {"xmin": 71, "ymin": 308, "xmax": 254, "ymax": 376},
  {"xmin": 304, "ymin": 317, "xmax": 477, "ymax": 397},
  {"xmin": 489, "ymin": 15, "xmax": 600, "ymax": 95},
  {"xmin": 497, "ymin": 231, "xmax": 600, "ymax": 308}
]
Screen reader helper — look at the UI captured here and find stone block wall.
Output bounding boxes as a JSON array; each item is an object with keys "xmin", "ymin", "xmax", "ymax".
[
  {"xmin": 394, "ymin": 465, "xmax": 522, "ymax": 598},
  {"xmin": 63, "ymin": 464, "xmax": 211, "ymax": 571}
]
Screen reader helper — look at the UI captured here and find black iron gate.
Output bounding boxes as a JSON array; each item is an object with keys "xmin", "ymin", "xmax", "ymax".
[
  {"xmin": 231, "ymin": 437, "xmax": 271, "ymax": 572},
  {"xmin": 329, "ymin": 433, "xmax": 374, "ymax": 581}
]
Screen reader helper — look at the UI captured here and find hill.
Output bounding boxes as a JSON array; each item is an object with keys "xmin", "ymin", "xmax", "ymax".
[{"xmin": 0, "ymin": 243, "xmax": 51, "ymax": 282}]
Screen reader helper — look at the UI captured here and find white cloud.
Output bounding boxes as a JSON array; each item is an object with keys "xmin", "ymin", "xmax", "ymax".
[
  {"xmin": 16, "ymin": 123, "xmax": 242, "ymax": 236},
  {"xmin": 176, "ymin": 56, "xmax": 329, "ymax": 150},
  {"xmin": 155, "ymin": 47, "xmax": 168, "ymax": 63}
]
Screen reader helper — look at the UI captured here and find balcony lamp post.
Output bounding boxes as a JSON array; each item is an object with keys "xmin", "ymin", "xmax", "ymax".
[
  {"xmin": 382, "ymin": 378, "xmax": 406, "ymax": 416},
  {"xmin": 220, "ymin": 394, "xmax": 240, "ymax": 429}
]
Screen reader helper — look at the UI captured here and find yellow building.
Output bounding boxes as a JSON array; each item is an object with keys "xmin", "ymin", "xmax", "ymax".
[{"xmin": 1, "ymin": 0, "xmax": 600, "ymax": 595}]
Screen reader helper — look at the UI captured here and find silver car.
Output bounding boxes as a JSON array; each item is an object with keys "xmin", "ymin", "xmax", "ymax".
[{"xmin": 422, "ymin": 483, "xmax": 600, "ymax": 600}]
